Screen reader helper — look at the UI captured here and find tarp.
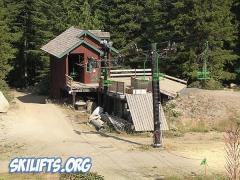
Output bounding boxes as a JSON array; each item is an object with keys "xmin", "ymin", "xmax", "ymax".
[{"xmin": 0, "ymin": 91, "xmax": 9, "ymax": 113}]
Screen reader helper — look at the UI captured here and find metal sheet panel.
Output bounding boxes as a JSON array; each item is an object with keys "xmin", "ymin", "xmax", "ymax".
[{"xmin": 126, "ymin": 94, "xmax": 169, "ymax": 132}]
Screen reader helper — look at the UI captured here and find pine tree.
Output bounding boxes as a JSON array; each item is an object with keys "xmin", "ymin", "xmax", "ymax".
[
  {"xmin": 0, "ymin": 0, "xmax": 16, "ymax": 98},
  {"xmin": 103, "ymin": 0, "xmax": 146, "ymax": 49},
  {"xmin": 0, "ymin": 0, "xmax": 15, "ymax": 81},
  {"xmin": 1, "ymin": 0, "xmax": 238, "ymax": 89},
  {"xmin": 160, "ymin": 0, "xmax": 238, "ymax": 87},
  {"xmin": 5, "ymin": 0, "xmax": 57, "ymax": 86},
  {"xmin": 233, "ymin": 0, "xmax": 240, "ymax": 83},
  {"xmin": 60, "ymin": 0, "xmax": 102, "ymax": 30}
]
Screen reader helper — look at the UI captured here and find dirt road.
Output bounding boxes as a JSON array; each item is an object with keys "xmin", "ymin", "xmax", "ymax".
[{"xmin": 0, "ymin": 91, "xmax": 226, "ymax": 179}]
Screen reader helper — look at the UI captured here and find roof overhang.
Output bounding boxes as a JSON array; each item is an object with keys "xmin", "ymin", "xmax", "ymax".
[
  {"xmin": 41, "ymin": 27, "xmax": 119, "ymax": 59},
  {"xmin": 57, "ymin": 40, "xmax": 104, "ymax": 58},
  {"xmin": 78, "ymin": 30, "xmax": 119, "ymax": 54}
]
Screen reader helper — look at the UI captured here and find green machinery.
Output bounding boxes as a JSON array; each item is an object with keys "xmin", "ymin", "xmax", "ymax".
[
  {"xmin": 141, "ymin": 52, "xmax": 165, "ymax": 81},
  {"xmin": 102, "ymin": 68, "xmax": 113, "ymax": 87},
  {"xmin": 197, "ymin": 41, "xmax": 210, "ymax": 80}
]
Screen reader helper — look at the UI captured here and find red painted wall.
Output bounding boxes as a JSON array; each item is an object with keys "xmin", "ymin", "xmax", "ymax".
[
  {"xmin": 50, "ymin": 36, "xmax": 113, "ymax": 98},
  {"xmin": 70, "ymin": 43, "xmax": 101, "ymax": 84},
  {"xmin": 50, "ymin": 55, "xmax": 67, "ymax": 98}
]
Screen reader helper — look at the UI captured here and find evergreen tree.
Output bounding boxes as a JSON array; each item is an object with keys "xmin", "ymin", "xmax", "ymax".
[
  {"xmin": 0, "ymin": 0, "xmax": 15, "ymax": 81},
  {"xmin": 60, "ymin": 0, "xmax": 102, "ymax": 30},
  {"xmin": 233, "ymin": 0, "xmax": 240, "ymax": 83},
  {"xmin": 6, "ymin": 0, "xmax": 56, "ymax": 86},
  {"xmin": 103, "ymin": 0, "xmax": 146, "ymax": 49},
  {"xmin": 79, "ymin": 0, "xmax": 102, "ymax": 29},
  {"xmin": 5, "ymin": 0, "xmax": 103, "ymax": 87},
  {"xmin": 160, "ymin": 0, "xmax": 238, "ymax": 87},
  {"xmin": 0, "ymin": 0, "xmax": 16, "ymax": 98},
  {"xmin": 0, "ymin": 0, "xmax": 239, "ymax": 89}
]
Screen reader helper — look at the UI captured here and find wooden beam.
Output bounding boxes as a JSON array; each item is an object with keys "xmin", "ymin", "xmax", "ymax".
[
  {"xmin": 110, "ymin": 73, "xmax": 152, "ymax": 77},
  {"xmin": 110, "ymin": 69, "xmax": 151, "ymax": 73},
  {"xmin": 164, "ymin": 75, "xmax": 187, "ymax": 84}
]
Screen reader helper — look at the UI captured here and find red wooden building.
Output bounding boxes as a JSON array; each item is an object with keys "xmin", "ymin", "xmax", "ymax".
[{"xmin": 41, "ymin": 27, "xmax": 118, "ymax": 98}]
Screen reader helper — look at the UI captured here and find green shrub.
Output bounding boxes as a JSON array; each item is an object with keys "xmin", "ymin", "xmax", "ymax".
[
  {"xmin": 165, "ymin": 174, "xmax": 226, "ymax": 180},
  {"xmin": 204, "ymin": 79, "xmax": 222, "ymax": 90},
  {"xmin": 188, "ymin": 81, "xmax": 202, "ymax": 88},
  {"xmin": 60, "ymin": 172, "xmax": 104, "ymax": 180},
  {"xmin": 189, "ymin": 79, "xmax": 222, "ymax": 90}
]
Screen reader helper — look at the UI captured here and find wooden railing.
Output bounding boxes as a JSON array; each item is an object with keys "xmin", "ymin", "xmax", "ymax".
[
  {"xmin": 108, "ymin": 81, "xmax": 125, "ymax": 94},
  {"xmin": 110, "ymin": 69, "xmax": 152, "ymax": 77},
  {"xmin": 100, "ymin": 78, "xmax": 125, "ymax": 94},
  {"xmin": 110, "ymin": 69, "xmax": 187, "ymax": 84},
  {"xmin": 65, "ymin": 74, "xmax": 73, "ymax": 87}
]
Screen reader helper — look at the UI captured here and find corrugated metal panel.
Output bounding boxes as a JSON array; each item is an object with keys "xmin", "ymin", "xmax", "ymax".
[{"xmin": 126, "ymin": 94, "xmax": 169, "ymax": 132}]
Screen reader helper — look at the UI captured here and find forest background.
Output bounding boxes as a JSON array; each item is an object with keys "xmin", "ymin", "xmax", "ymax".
[{"xmin": 0, "ymin": 0, "xmax": 240, "ymax": 97}]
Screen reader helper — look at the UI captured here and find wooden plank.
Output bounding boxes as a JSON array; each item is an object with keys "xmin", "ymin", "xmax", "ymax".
[
  {"xmin": 110, "ymin": 69, "xmax": 151, "ymax": 73},
  {"xmin": 165, "ymin": 75, "xmax": 187, "ymax": 84},
  {"xmin": 110, "ymin": 69, "xmax": 187, "ymax": 84},
  {"xmin": 110, "ymin": 73, "xmax": 152, "ymax": 77},
  {"xmin": 65, "ymin": 74, "xmax": 73, "ymax": 87}
]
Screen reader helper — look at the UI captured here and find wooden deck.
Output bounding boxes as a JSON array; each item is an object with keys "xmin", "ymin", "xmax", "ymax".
[
  {"xmin": 109, "ymin": 76, "xmax": 187, "ymax": 98},
  {"xmin": 65, "ymin": 75, "xmax": 99, "ymax": 93},
  {"xmin": 65, "ymin": 69, "xmax": 187, "ymax": 98}
]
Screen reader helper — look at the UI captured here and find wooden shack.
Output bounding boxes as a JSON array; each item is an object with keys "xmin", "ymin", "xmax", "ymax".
[{"xmin": 41, "ymin": 27, "xmax": 118, "ymax": 98}]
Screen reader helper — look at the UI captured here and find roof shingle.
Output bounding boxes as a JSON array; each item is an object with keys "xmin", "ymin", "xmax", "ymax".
[{"xmin": 41, "ymin": 27, "xmax": 111, "ymax": 58}]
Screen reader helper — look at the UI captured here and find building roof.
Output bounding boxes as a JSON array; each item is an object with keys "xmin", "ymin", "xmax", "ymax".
[
  {"xmin": 109, "ymin": 75, "xmax": 187, "ymax": 98},
  {"xmin": 126, "ymin": 94, "xmax": 169, "ymax": 132},
  {"xmin": 88, "ymin": 30, "xmax": 110, "ymax": 39},
  {"xmin": 41, "ymin": 27, "xmax": 117, "ymax": 58}
]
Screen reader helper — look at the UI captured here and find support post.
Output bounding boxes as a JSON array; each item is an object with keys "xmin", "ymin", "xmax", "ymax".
[
  {"xmin": 151, "ymin": 43, "xmax": 162, "ymax": 148},
  {"xmin": 72, "ymin": 92, "xmax": 76, "ymax": 107},
  {"xmin": 103, "ymin": 49, "xmax": 109, "ymax": 112},
  {"xmin": 98, "ymin": 86, "xmax": 102, "ymax": 107}
]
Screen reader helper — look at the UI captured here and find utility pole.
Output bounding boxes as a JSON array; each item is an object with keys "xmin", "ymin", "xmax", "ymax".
[
  {"xmin": 151, "ymin": 43, "xmax": 162, "ymax": 148},
  {"xmin": 131, "ymin": 42, "xmax": 176, "ymax": 147},
  {"xmin": 101, "ymin": 40, "xmax": 112, "ymax": 112},
  {"xmin": 197, "ymin": 41, "xmax": 210, "ymax": 85}
]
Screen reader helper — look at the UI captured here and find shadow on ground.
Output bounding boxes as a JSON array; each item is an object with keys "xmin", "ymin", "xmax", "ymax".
[
  {"xmin": 17, "ymin": 93, "xmax": 46, "ymax": 104},
  {"xmin": 78, "ymin": 130, "xmax": 144, "ymax": 146}
]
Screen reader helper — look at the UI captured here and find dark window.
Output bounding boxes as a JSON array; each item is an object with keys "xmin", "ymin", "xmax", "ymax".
[{"xmin": 86, "ymin": 58, "xmax": 99, "ymax": 72}]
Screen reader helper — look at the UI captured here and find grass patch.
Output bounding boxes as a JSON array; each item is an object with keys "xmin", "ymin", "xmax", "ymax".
[
  {"xmin": 188, "ymin": 120, "xmax": 210, "ymax": 133},
  {"xmin": 163, "ymin": 130, "xmax": 184, "ymax": 138},
  {"xmin": 137, "ymin": 144, "xmax": 152, "ymax": 151},
  {"xmin": 165, "ymin": 104, "xmax": 239, "ymax": 135},
  {"xmin": 0, "ymin": 173, "xmax": 58, "ymax": 180},
  {"xmin": 0, "ymin": 172, "xmax": 104, "ymax": 180},
  {"xmin": 166, "ymin": 174, "xmax": 226, "ymax": 180}
]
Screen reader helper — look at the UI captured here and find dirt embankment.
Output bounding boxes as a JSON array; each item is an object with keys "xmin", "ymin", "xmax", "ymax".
[
  {"xmin": 166, "ymin": 88, "xmax": 240, "ymax": 130},
  {"xmin": 0, "ymin": 90, "xmax": 227, "ymax": 179}
]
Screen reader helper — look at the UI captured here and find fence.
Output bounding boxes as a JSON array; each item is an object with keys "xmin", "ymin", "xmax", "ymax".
[
  {"xmin": 110, "ymin": 69, "xmax": 187, "ymax": 85},
  {"xmin": 110, "ymin": 69, "xmax": 152, "ymax": 77},
  {"xmin": 100, "ymin": 78, "xmax": 125, "ymax": 94}
]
